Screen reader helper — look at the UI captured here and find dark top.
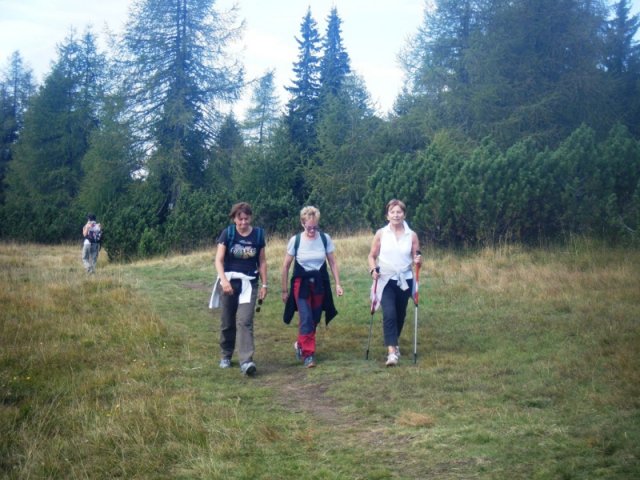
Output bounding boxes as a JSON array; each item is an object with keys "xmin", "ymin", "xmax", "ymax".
[
  {"xmin": 283, "ymin": 260, "xmax": 338, "ymax": 326},
  {"xmin": 217, "ymin": 226, "xmax": 265, "ymax": 276}
]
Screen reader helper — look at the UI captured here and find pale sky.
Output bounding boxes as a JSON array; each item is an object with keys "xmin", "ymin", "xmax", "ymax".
[
  {"xmin": 0, "ymin": 0, "xmax": 427, "ymax": 116},
  {"xmin": 1, "ymin": 0, "xmax": 638, "ymax": 116}
]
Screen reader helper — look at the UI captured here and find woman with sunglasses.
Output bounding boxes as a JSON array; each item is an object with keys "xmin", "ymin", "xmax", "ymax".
[{"xmin": 281, "ymin": 206, "xmax": 343, "ymax": 368}]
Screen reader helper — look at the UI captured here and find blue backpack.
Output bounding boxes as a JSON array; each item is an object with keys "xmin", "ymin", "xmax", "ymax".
[{"xmin": 224, "ymin": 225, "xmax": 265, "ymax": 253}]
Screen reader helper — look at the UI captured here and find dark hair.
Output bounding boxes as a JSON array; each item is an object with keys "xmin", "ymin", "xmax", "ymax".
[
  {"xmin": 87, "ymin": 213, "xmax": 97, "ymax": 221},
  {"xmin": 386, "ymin": 199, "xmax": 406, "ymax": 214},
  {"xmin": 229, "ymin": 202, "xmax": 252, "ymax": 219}
]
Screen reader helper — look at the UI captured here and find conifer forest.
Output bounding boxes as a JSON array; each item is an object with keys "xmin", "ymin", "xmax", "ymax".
[{"xmin": 1, "ymin": 0, "xmax": 639, "ymax": 259}]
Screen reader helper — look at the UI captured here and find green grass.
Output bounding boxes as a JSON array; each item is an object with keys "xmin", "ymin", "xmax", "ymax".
[{"xmin": 1, "ymin": 237, "xmax": 639, "ymax": 479}]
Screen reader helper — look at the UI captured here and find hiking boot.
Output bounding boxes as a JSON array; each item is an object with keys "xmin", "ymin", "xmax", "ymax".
[
  {"xmin": 304, "ymin": 356, "xmax": 316, "ymax": 368},
  {"xmin": 219, "ymin": 358, "xmax": 231, "ymax": 369},
  {"xmin": 385, "ymin": 352, "xmax": 399, "ymax": 367},
  {"xmin": 240, "ymin": 361, "xmax": 257, "ymax": 376},
  {"xmin": 294, "ymin": 342, "xmax": 302, "ymax": 361}
]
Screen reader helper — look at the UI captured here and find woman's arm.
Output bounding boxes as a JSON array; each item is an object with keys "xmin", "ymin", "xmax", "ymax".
[
  {"xmin": 411, "ymin": 232, "xmax": 422, "ymax": 266},
  {"xmin": 326, "ymin": 252, "xmax": 344, "ymax": 297},
  {"xmin": 368, "ymin": 230, "xmax": 382, "ymax": 280},
  {"xmin": 258, "ymin": 247, "xmax": 268, "ymax": 300},
  {"xmin": 214, "ymin": 243, "xmax": 233, "ymax": 294},
  {"xmin": 281, "ymin": 253, "xmax": 294, "ymax": 303}
]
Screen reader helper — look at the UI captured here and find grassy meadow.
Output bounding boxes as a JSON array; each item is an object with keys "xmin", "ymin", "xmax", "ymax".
[{"xmin": 1, "ymin": 235, "xmax": 639, "ymax": 479}]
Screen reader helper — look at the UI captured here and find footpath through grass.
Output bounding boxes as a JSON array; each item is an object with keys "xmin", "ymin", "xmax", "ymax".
[{"xmin": 1, "ymin": 237, "xmax": 639, "ymax": 479}]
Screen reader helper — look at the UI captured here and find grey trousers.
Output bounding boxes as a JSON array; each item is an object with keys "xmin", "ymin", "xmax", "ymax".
[
  {"xmin": 218, "ymin": 280, "xmax": 258, "ymax": 364},
  {"xmin": 82, "ymin": 242, "xmax": 100, "ymax": 273}
]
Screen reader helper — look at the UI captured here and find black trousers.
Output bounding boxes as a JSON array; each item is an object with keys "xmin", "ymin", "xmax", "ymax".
[{"xmin": 380, "ymin": 279, "xmax": 413, "ymax": 347}]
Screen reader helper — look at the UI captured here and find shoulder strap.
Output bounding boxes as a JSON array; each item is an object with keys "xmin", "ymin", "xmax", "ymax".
[
  {"xmin": 293, "ymin": 232, "xmax": 328, "ymax": 258},
  {"xmin": 256, "ymin": 227, "xmax": 264, "ymax": 247},
  {"xmin": 319, "ymin": 231, "xmax": 328, "ymax": 251},
  {"xmin": 293, "ymin": 232, "xmax": 301, "ymax": 257},
  {"xmin": 225, "ymin": 225, "xmax": 235, "ymax": 248}
]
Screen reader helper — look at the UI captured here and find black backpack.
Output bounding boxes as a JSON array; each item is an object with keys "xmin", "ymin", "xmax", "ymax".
[{"xmin": 87, "ymin": 223, "xmax": 102, "ymax": 244}]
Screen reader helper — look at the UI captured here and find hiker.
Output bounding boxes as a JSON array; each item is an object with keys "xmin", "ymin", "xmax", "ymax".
[
  {"xmin": 368, "ymin": 199, "xmax": 421, "ymax": 366},
  {"xmin": 82, "ymin": 213, "xmax": 102, "ymax": 274},
  {"xmin": 211, "ymin": 202, "xmax": 267, "ymax": 376},
  {"xmin": 281, "ymin": 206, "xmax": 344, "ymax": 368}
]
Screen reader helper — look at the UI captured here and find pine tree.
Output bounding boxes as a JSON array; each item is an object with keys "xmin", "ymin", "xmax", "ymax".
[
  {"xmin": 604, "ymin": 0, "xmax": 640, "ymax": 134},
  {"xmin": 285, "ymin": 7, "xmax": 322, "ymax": 154},
  {"xmin": 0, "ymin": 51, "xmax": 35, "ymax": 207},
  {"xmin": 242, "ymin": 70, "xmax": 280, "ymax": 145},
  {"xmin": 121, "ymin": 0, "xmax": 244, "ymax": 214},
  {"xmin": 319, "ymin": 7, "xmax": 351, "ymax": 99},
  {"xmin": 210, "ymin": 111, "xmax": 244, "ymax": 192},
  {"xmin": 3, "ymin": 30, "xmax": 106, "ymax": 241}
]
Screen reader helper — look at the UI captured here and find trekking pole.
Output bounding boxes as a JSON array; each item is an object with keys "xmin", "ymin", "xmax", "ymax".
[
  {"xmin": 413, "ymin": 254, "xmax": 421, "ymax": 364},
  {"xmin": 366, "ymin": 268, "xmax": 379, "ymax": 360}
]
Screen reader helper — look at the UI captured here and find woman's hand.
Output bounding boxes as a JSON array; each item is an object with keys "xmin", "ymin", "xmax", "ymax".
[
  {"xmin": 259, "ymin": 285, "xmax": 268, "ymax": 301},
  {"xmin": 336, "ymin": 284, "xmax": 344, "ymax": 296},
  {"xmin": 221, "ymin": 279, "xmax": 234, "ymax": 295}
]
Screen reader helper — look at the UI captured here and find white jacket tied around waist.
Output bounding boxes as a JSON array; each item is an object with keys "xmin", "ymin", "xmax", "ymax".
[
  {"xmin": 209, "ymin": 272, "xmax": 256, "ymax": 309},
  {"xmin": 370, "ymin": 221, "xmax": 414, "ymax": 311}
]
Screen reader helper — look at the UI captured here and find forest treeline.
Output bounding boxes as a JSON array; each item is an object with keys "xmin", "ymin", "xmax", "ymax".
[{"xmin": 0, "ymin": 0, "xmax": 639, "ymax": 260}]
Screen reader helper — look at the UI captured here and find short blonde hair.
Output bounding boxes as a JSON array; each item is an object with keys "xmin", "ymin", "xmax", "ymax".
[{"xmin": 300, "ymin": 206, "xmax": 320, "ymax": 224}]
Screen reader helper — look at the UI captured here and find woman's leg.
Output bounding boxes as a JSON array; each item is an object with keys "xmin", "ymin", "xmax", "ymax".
[
  {"xmin": 395, "ymin": 279, "xmax": 413, "ymax": 340},
  {"xmin": 381, "ymin": 282, "xmax": 400, "ymax": 347},
  {"xmin": 236, "ymin": 282, "xmax": 259, "ymax": 365},
  {"xmin": 294, "ymin": 279, "xmax": 323, "ymax": 359},
  {"xmin": 219, "ymin": 284, "xmax": 238, "ymax": 360}
]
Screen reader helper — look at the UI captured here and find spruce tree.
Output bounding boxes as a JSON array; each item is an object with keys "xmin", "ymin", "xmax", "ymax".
[
  {"xmin": 285, "ymin": 7, "xmax": 322, "ymax": 155},
  {"xmin": 319, "ymin": 7, "xmax": 351, "ymax": 99}
]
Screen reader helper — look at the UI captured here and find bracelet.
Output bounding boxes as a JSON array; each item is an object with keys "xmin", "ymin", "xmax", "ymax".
[{"xmin": 261, "ymin": 284, "xmax": 268, "ymax": 288}]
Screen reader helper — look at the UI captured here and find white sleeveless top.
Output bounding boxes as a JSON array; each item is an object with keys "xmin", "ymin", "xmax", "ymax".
[{"xmin": 378, "ymin": 222, "xmax": 413, "ymax": 281}]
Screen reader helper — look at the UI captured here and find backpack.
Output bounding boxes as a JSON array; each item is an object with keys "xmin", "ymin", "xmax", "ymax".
[
  {"xmin": 224, "ymin": 225, "xmax": 265, "ymax": 252},
  {"xmin": 87, "ymin": 223, "xmax": 102, "ymax": 244}
]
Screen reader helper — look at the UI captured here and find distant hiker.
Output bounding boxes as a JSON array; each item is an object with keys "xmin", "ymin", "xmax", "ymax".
[
  {"xmin": 82, "ymin": 213, "xmax": 102, "ymax": 274},
  {"xmin": 281, "ymin": 206, "xmax": 343, "ymax": 368},
  {"xmin": 210, "ymin": 202, "xmax": 267, "ymax": 376},
  {"xmin": 368, "ymin": 199, "xmax": 421, "ymax": 367}
]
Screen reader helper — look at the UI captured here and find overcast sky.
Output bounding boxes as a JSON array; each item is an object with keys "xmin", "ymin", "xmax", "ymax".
[
  {"xmin": 0, "ymin": 0, "xmax": 427, "ymax": 116},
  {"xmin": 1, "ymin": 0, "xmax": 638, "ymax": 117}
]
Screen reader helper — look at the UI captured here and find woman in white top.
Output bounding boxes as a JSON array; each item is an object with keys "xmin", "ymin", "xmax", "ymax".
[
  {"xmin": 282, "ymin": 206, "xmax": 344, "ymax": 368},
  {"xmin": 368, "ymin": 199, "xmax": 421, "ymax": 366}
]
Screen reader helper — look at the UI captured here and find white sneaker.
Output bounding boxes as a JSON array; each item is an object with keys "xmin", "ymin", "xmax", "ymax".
[
  {"xmin": 385, "ymin": 352, "xmax": 399, "ymax": 367},
  {"xmin": 219, "ymin": 358, "xmax": 231, "ymax": 369},
  {"xmin": 240, "ymin": 361, "xmax": 257, "ymax": 376},
  {"xmin": 395, "ymin": 346, "xmax": 401, "ymax": 358}
]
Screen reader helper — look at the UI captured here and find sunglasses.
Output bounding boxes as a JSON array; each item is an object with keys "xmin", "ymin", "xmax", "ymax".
[
  {"xmin": 255, "ymin": 298, "xmax": 263, "ymax": 313},
  {"xmin": 304, "ymin": 225, "xmax": 319, "ymax": 231}
]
